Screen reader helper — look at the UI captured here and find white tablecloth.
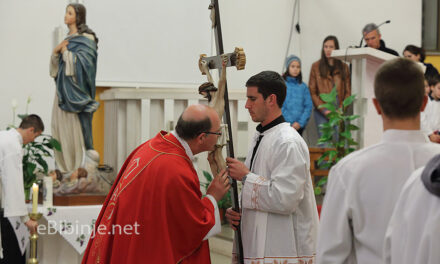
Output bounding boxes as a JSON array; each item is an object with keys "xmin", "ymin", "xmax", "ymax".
[
  {"xmin": 9, "ymin": 205, "xmax": 102, "ymax": 263},
  {"xmin": 41, "ymin": 205, "xmax": 101, "ymax": 254}
]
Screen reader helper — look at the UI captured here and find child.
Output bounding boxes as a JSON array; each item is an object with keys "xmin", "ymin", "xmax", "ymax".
[
  {"xmin": 281, "ymin": 55, "xmax": 313, "ymax": 135},
  {"xmin": 423, "ymin": 75, "xmax": 440, "ymax": 143}
]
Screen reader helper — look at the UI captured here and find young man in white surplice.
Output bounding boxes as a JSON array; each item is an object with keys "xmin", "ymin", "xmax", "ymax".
[{"xmin": 226, "ymin": 71, "xmax": 319, "ymax": 264}]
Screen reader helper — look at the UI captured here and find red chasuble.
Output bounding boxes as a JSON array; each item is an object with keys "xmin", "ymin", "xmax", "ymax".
[{"xmin": 82, "ymin": 131, "xmax": 215, "ymax": 264}]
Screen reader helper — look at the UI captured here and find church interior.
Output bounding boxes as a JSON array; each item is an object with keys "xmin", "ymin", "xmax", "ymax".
[{"xmin": 1, "ymin": 0, "xmax": 439, "ymax": 263}]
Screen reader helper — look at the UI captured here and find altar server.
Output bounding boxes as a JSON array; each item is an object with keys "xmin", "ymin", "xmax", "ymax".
[
  {"xmin": 0, "ymin": 115, "xmax": 43, "ymax": 263},
  {"xmin": 383, "ymin": 154, "xmax": 440, "ymax": 264},
  {"xmin": 226, "ymin": 71, "xmax": 318, "ymax": 263}
]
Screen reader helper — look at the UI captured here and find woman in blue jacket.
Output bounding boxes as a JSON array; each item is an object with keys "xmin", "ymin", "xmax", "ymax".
[{"xmin": 281, "ymin": 55, "xmax": 313, "ymax": 136}]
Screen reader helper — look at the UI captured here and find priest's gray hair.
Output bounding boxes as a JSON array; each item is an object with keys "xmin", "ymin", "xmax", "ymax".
[{"xmin": 362, "ymin": 23, "xmax": 380, "ymax": 35}]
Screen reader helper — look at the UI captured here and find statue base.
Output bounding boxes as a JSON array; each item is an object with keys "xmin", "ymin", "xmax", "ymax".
[{"xmin": 53, "ymin": 194, "xmax": 106, "ymax": 206}]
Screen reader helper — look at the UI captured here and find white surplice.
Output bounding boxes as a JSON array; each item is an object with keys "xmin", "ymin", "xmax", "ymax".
[
  {"xmin": 234, "ymin": 122, "xmax": 318, "ymax": 264},
  {"xmin": 383, "ymin": 165, "xmax": 440, "ymax": 264},
  {"xmin": 421, "ymin": 99, "xmax": 440, "ymax": 136},
  {"xmin": 317, "ymin": 129, "xmax": 440, "ymax": 264},
  {"xmin": 0, "ymin": 129, "xmax": 30, "ymax": 258}
]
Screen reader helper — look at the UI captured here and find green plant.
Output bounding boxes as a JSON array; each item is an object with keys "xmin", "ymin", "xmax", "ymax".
[
  {"xmin": 7, "ymin": 99, "xmax": 62, "ymax": 199},
  {"xmin": 21, "ymin": 133, "xmax": 61, "ymax": 199},
  {"xmin": 201, "ymin": 170, "xmax": 232, "ymax": 209},
  {"xmin": 314, "ymin": 87, "xmax": 360, "ymax": 195}
]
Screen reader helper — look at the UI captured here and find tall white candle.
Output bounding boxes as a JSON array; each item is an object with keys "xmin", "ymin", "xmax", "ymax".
[{"xmin": 32, "ymin": 183, "xmax": 38, "ymax": 214}]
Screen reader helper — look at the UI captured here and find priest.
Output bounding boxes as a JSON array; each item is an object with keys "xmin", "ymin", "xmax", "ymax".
[{"xmin": 82, "ymin": 104, "xmax": 230, "ymax": 263}]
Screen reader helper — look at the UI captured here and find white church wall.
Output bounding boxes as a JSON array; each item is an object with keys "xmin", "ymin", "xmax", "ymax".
[
  {"xmin": 220, "ymin": 0, "xmax": 422, "ymax": 103},
  {"xmin": 0, "ymin": 0, "xmax": 422, "ymax": 145}
]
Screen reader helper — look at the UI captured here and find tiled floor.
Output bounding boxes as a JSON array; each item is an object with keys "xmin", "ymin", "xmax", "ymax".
[
  {"xmin": 210, "ymin": 224, "xmax": 233, "ymax": 263},
  {"xmin": 211, "ymin": 251, "xmax": 231, "ymax": 264}
]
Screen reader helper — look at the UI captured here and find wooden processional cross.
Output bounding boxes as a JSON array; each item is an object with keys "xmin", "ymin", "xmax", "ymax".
[{"xmin": 197, "ymin": 0, "xmax": 246, "ymax": 263}]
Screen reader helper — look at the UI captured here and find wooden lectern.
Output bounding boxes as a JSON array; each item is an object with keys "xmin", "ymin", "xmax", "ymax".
[{"xmin": 331, "ymin": 47, "xmax": 397, "ymax": 148}]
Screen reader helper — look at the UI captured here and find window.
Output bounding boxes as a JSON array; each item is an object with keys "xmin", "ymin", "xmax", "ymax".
[{"xmin": 422, "ymin": 0, "xmax": 440, "ymax": 51}]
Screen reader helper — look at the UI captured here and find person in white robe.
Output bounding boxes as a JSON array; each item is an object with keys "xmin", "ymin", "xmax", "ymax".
[
  {"xmin": 316, "ymin": 58, "xmax": 440, "ymax": 264},
  {"xmin": 226, "ymin": 71, "xmax": 318, "ymax": 264},
  {"xmin": 421, "ymin": 75, "xmax": 440, "ymax": 143},
  {"xmin": 383, "ymin": 154, "xmax": 440, "ymax": 264},
  {"xmin": 0, "ymin": 115, "xmax": 43, "ymax": 263}
]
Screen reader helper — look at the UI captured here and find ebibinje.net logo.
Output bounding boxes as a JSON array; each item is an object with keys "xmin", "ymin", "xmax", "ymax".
[{"xmin": 36, "ymin": 220, "xmax": 141, "ymax": 238}]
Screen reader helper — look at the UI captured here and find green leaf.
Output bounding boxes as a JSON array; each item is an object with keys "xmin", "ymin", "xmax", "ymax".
[
  {"xmin": 314, "ymin": 186, "xmax": 322, "ymax": 196},
  {"xmin": 342, "ymin": 95, "xmax": 356, "ymax": 108},
  {"xmin": 348, "ymin": 114, "xmax": 360, "ymax": 121},
  {"xmin": 317, "ymin": 154, "xmax": 328, "ymax": 167},
  {"xmin": 318, "ymin": 135, "xmax": 332, "ymax": 143},
  {"xmin": 348, "ymin": 138, "xmax": 358, "ymax": 146},
  {"xmin": 36, "ymin": 157, "xmax": 48, "ymax": 173},
  {"xmin": 328, "ymin": 150, "xmax": 337, "ymax": 162},
  {"xmin": 329, "ymin": 117, "xmax": 340, "ymax": 127},
  {"xmin": 327, "ymin": 112, "xmax": 340, "ymax": 120},
  {"xmin": 318, "ymin": 103, "xmax": 336, "ymax": 112},
  {"xmin": 202, "ymin": 170, "xmax": 213, "ymax": 183},
  {"xmin": 348, "ymin": 124, "xmax": 359, "ymax": 131},
  {"xmin": 17, "ymin": 114, "xmax": 28, "ymax": 120},
  {"xmin": 330, "ymin": 86, "xmax": 338, "ymax": 97},
  {"xmin": 319, "ymin": 122, "xmax": 332, "ymax": 129},
  {"xmin": 316, "ymin": 177, "xmax": 328, "ymax": 187},
  {"xmin": 26, "ymin": 163, "xmax": 36, "ymax": 178},
  {"xmin": 319, "ymin": 93, "xmax": 336, "ymax": 103},
  {"xmin": 319, "ymin": 162, "xmax": 332, "ymax": 169},
  {"xmin": 340, "ymin": 130, "xmax": 351, "ymax": 139},
  {"xmin": 49, "ymin": 138, "xmax": 62, "ymax": 152}
]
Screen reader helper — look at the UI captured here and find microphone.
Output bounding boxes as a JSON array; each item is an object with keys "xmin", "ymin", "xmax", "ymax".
[{"xmin": 358, "ymin": 20, "xmax": 391, "ymax": 48}]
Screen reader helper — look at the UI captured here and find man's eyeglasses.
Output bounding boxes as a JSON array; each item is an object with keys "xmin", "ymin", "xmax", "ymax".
[{"xmin": 203, "ymin": 131, "xmax": 222, "ymax": 136}]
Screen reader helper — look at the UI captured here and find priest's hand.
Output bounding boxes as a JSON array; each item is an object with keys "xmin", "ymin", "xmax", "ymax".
[
  {"xmin": 25, "ymin": 219, "xmax": 38, "ymax": 234},
  {"xmin": 225, "ymin": 207, "xmax": 241, "ymax": 231},
  {"xmin": 226, "ymin": 157, "xmax": 249, "ymax": 181},
  {"xmin": 206, "ymin": 169, "xmax": 230, "ymax": 202}
]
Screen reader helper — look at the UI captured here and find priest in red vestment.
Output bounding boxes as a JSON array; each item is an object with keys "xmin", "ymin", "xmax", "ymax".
[{"xmin": 82, "ymin": 104, "xmax": 230, "ymax": 264}]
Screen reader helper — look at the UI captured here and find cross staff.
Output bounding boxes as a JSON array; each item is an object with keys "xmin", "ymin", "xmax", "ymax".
[{"xmin": 200, "ymin": 1, "xmax": 245, "ymax": 263}]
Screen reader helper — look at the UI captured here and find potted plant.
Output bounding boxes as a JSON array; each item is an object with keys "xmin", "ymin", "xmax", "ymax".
[
  {"xmin": 314, "ymin": 87, "xmax": 359, "ymax": 210},
  {"xmin": 201, "ymin": 170, "xmax": 232, "ymax": 223}
]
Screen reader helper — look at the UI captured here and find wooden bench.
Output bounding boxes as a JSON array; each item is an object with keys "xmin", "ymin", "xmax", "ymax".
[{"xmin": 309, "ymin": 147, "xmax": 333, "ymax": 185}]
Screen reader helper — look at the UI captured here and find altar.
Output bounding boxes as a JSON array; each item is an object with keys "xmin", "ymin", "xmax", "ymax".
[{"xmin": 10, "ymin": 205, "xmax": 102, "ymax": 263}]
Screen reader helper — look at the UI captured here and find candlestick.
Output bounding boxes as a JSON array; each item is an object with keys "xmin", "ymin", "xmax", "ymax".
[
  {"xmin": 27, "ymin": 213, "xmax": 42, "ymax": 264},
  {"xmin": 32, "ymin": 183, "xmax": 38, "ymax": 214}
]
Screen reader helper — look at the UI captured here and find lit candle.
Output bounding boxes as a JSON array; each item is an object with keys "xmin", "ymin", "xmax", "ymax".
[{"xmin": 32, "ymin": 183, "xmax": 38, "ymax": 214}]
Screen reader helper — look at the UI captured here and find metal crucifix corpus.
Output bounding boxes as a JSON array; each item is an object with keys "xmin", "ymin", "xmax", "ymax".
[
  {"xmin": 198, "ymin": 48, "xmax": 246, "ymax": 175},
  {"xmin": 198, "ymin": 0, "xmax": 246, "ymax": 262}
]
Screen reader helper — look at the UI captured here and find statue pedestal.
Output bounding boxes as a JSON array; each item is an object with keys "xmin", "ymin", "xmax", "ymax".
[{"xmin": 53, "ymin": 194, "xmax": 106, "ymax": 206}]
